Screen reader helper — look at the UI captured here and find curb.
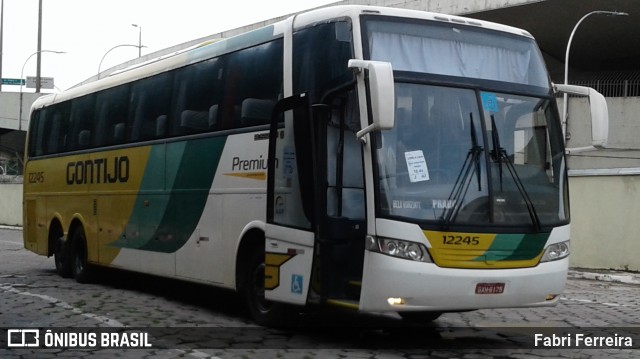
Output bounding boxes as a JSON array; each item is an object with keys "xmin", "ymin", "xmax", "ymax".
[
  {"xmin": 568, "ymin": 270, "xmax": 640, "ymax": 285},
  {"xmin": 0, "ymin": 225, "xmax": 22, "ymax": 231}
]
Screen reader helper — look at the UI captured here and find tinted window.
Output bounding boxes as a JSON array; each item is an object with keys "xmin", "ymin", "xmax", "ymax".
[
  {"xmin": 130, "ymin": 72, "xmax": 174, "ymax": 141},
  {"xmin": 94, "ymin": 84, "xmax": 131, "ymax": 147},
  {"xmin": 224, "ymin": 40, "xmax": 283, "ymax": 128},
  {"xmin": 67, "ymin": 95, "xmax": 96, "ymax": 151},
  {"xmin": 171, "ymin": 58, "xmax": 224, "ymax": 136},
  {"xmin": 27, "ymin": 38, "xmax": 284, "ymax": 157},
  {"xmin": 294, "ymin": 21, "xmax": 354, "ymax": 102}
]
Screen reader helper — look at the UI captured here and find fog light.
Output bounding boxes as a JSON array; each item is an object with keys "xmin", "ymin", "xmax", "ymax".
[
  {"xmin": 546, "ymin": 294, "xmax": 558, "ymax": 301},
  {"xmin": 387, "ymin": 297, "xmax": 406, "ymax": 306}
]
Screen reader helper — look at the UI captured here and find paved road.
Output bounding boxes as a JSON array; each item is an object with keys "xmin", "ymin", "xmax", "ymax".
[{"xmin": 1, "ymin": 227, "xmax": 638, "ymax": 358}]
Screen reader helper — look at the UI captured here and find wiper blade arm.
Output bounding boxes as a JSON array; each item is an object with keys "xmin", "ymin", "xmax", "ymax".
[
  {"xmin": 490, "ymin": 115, "xmax": 541, "ymax": 231},
  {"xmin": 490, "ymin": 115, "xmax": 504, "ymax": 191},
  {"xmin": 441, "ymin": 113, "xmax": 483, "ymax": 228},
  {"xmin": 470, "ymin": 113, "xmax": 482, "ymax": 192}
]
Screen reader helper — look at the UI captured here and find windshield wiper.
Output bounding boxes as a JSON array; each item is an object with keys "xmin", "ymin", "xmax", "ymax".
[
  {"xmin": 490, "ymin": 115, "xmax": 542, "ymax": 231},
  {"xmin": 441, "ymin": 113, "xmax": 483, "ymax": 228}
]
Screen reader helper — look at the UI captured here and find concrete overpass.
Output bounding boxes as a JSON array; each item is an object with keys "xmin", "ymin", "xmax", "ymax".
[{"xmin": 0, "ymin": 92, "xmax": 41, "ymax": 176}]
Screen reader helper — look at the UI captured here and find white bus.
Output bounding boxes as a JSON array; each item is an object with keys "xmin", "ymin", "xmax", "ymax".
[{"xmin": 24, "ymin": 5, "xmax": 608, "ymax": 326}]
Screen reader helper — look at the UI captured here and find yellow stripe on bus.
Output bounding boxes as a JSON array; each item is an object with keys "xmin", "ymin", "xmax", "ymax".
[{"xmin": 424, "ymin": 230, "xmax": 545, "ymax": 269}]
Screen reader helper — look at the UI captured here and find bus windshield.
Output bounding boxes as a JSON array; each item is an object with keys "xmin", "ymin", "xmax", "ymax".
[
  {"xmin": 365, "ymin": 18, "xmax": 567, "ymax": 230},
  {"xmin": 364, "ymin": 17, "xmax": 549, "ymax": 88}
]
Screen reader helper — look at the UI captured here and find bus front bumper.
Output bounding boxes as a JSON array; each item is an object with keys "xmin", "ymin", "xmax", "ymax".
[{"xmin": 359, "ymin": 251, "xmax": 568, "ymax": 312}]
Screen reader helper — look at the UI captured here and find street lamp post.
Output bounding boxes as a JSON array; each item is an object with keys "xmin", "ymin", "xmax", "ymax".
[
  {"xmin": 19, "ymin": 50, "xmax": 65, "ymax": 131},
  {"xmin": 98, "ymin": 44, "xmax": 146, "ymax": 78},
  {"xmin": 562, "ymin": 10, "xmax": 628, "ymax": 138},
  {"xmin": 0, "ymin": 0, "xmax": 5, "ymax": 92},
  {"xmin": 132, "ymin": 24, "xmax": 142, "ymax": 57}
]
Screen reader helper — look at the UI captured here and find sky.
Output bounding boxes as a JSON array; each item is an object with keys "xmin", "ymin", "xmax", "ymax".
[{"xmin": 0, "ymin": 0, "xmax": 341, "ymax": 92}]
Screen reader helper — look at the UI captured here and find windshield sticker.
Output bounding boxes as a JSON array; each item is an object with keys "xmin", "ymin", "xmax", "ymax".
[
  {"xmin": 432, "ymin": 199, "xmax": 457, "ymax": 209},
  {"xmin": 481, "ymin": 92, "xmax": 499, "ymax": 113},
  {"xmin": 282, "ymin": 146, "xmax": 295, "ymax": 179},
  {"xmin": 393, "ymin": 200, "xmax": 421, "ymax": 209},
  {"xmin": 404, "ymin": 150, "xmax": 430, "ymax": 182}
]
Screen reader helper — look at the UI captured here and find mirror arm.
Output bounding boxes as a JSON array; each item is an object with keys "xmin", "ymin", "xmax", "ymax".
[
  {"xmin": 348, "ymin": 59, "xmax": 395, "ymax": 142},
  {"xmin": 356, "ymin": 124, "xmax": 375, "ymax": 143},
  {"xmin": 554, "ymin": 83, "xmax": 609, "ymax": 152}
]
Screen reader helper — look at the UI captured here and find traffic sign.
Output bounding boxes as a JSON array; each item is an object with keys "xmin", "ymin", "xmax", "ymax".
[
  {"xmin": 27, "ymin": 77, "xmax": 54, "ymax": 90},
  {"xmin": 1, "ymin": 78, "xmax": 25, "ymax": 86}
]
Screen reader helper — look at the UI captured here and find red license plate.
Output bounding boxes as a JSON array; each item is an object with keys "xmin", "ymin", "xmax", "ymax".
[{"xmin": 475, "ymin": 282, "xmax": 505, "ymax": 294}]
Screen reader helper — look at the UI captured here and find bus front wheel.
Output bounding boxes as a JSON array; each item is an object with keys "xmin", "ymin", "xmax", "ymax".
[{"xmin": 244, "ymin": 250, "xmax": 290, "ymax": 327}]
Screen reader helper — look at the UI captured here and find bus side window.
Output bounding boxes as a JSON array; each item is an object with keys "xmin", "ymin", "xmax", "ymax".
[
  {"xmin": 47, "ymin": 110, "xmax": 68, "ymax": 154},
  {"xmin": 28, "ymin": 110, "xmax": 43, "ymax": 157},
  {"xmin": 130, "ymin": 72, "xmax": 173, "ymax": 142},
  {"xmin": 67, "ymin": 94, "xmax": 96, "ymax": 151},
  {"xmin": 171, "ymin": 58, "xmax": 222, "ymax": 136},
  {"xmin": 94, "ymin": 84, "xmax": 131, "ymax": 147},
  {"xmin": 240, "ymin": 99, "xmax": 274, "ymax": 127},
  {"xmin": 224, "ymin": 39, "xmax": 282, "ymax": 129}
]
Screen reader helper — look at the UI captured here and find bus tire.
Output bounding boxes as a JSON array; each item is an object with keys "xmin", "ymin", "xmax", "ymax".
[
  {"xmin": 53, "ymin": 236, "xmax": 72, "ymax": 278},
  {"xmin": 399, "ymin": 311, "xmax": 442, "ymax": 323},
  {"xmin": 70, "ymin": 227, "xmax": 95, "ymax": 284},
  {"xmin": 244, "ymin": 249, "xmax": 290, "ymax": 327}
]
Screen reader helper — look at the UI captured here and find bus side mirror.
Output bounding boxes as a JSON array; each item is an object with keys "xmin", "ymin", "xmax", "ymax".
[
  {"xmin": 555, "ymin": 84, "xmax": 609, "ymax": 153},
  {"xmin": 348, "ymin": 59, "xmax": 395, "ymax": 140}
]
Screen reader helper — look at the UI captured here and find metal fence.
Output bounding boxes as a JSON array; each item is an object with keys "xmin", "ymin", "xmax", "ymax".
[{"xmin": 561, "ymin": 72, "xmax": 640, "ymax": 97}]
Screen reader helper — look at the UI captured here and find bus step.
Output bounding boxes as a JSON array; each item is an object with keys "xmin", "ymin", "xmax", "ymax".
[
  {"xmin": 345, "ymin": 279, "xmax": 362, "ymax": 300},
  {"xmin": 326, "ymin": 298, "xmax": 359, "ymax": 311}
]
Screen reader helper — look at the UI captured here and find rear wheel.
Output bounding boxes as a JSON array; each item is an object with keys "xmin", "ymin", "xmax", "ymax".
[
  {"xmin": 53, "ymin": 236, "xmax": 71, "ymax": 278},
  {"xmin": 70, "ymin": 227, "xmax": 95, "ymax": 284}
]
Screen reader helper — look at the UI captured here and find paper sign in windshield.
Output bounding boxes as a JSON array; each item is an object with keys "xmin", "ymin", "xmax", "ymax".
[{"xmin": 404, "ymin": 150, "xmax": 430, "ymax": 182}]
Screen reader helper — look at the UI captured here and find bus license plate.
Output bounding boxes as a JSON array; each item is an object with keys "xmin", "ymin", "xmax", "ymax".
[{"xmin": 475, "ymin": 282, "xmax": 505, "ymax": 294}]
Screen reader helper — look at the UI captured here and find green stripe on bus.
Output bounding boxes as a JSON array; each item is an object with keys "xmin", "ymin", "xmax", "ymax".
[
  {"xmin": 113, "ymin": 136, "xmax": 227, "ymax": 252},
  {"xmin": 472, "ymin": 232, "xmax": 549, "ymax": 262}
]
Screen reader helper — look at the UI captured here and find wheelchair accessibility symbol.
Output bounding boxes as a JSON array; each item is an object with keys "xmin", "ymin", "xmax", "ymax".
[{"xmin": 291, "ymin": 274, "xmax": 303, "ymax": 295}]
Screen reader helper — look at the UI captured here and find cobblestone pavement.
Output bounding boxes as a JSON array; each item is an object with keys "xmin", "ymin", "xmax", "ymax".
[{"xmin": 1, "ymin": 228, "xmax": 638, "ymax": 358}]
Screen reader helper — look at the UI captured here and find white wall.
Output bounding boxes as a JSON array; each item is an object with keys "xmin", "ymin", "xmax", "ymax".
[
  {"xmin": 568, "ymin": 173, "xmax": 640, "ymax": 271},
  {"xmin": 0, "ymin": 183, "xmax": 23, "ymax": 226},
  {"xmin": 564, "ymin": 97, "xmax": 640, "ymax": 170},
  {"xmin": 0, "ymin": 92, "xmax": 44, "ymax": 132}
]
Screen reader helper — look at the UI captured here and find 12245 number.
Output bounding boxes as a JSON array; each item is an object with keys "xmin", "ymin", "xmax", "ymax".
[{"xmin": 443, "ymin": 235, "xmax": 480, "ymax": 245}]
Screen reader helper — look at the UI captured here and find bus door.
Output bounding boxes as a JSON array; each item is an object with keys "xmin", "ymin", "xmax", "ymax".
[
  {"xmin": 266, "ymin": 91, "xmax": 367, "ymax": 308},
  {"xmin": 265, "ymin": 94, "xmax": 317, "ymax": 305},
  {"xmin": 317, "ymin": 89, "xmax": 367, "ymax": 307}
]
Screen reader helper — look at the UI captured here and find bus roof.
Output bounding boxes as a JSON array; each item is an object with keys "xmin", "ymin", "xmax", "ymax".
[{"xmin": 31, "ymin": 5, "xmax": 534, "ymax": 112}]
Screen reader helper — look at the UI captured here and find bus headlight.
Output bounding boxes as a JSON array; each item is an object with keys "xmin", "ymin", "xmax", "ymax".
[
  {"xmin": 540, "ymin": 241, "xmax": 570, "ymax": 262},
  {"xmin": 366, "ymin": 236, "xmax": 432, "ymax": 263}
]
